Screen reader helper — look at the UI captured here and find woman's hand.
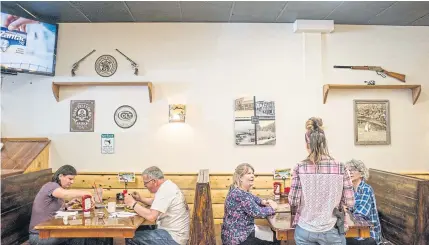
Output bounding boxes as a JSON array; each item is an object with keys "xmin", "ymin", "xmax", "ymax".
[
  {"xmin": 261, "ymin": 199, "xmax": 269, "ymax": 206},
  {"xmin": 266, "ymin": 200, "xmax": 278, "ymax": 210},
  {"xmin": 67, "ymin": 198, "xmax": 81, "ymax": 207}
]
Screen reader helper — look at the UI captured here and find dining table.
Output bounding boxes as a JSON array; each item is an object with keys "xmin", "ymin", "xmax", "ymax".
[
  {"xmin": 263, "ymin": 196, "xmax": 372, "ymax": 241},
  {"xmin": 34, "ymin": 207, "xmax": 151, "ymax": 239}
]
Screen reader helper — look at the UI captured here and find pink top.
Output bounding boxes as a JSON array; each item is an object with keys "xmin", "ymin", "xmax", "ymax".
[{"xmin": 288, "ymin": 156, "xmax": 355, "ymax": 232}]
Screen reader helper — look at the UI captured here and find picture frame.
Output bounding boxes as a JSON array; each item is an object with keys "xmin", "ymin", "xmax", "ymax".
[
  {"xmin": 234, "ymin": 96, "xmax": 276, "ymax": 146},
  {"xmin": 273, "ymin": 169, "xmax": 291, "ymax": 180},
  {"xmin": 354, "ymin": 100, "xmax": 390, "ymax": 145},
  {"xmin": 118, "ymin": 172, "xmax": 136, "ymax": 183},
  {"xmin": 70, "ymin": 100, "xmax": 95, "ymax": 132}
]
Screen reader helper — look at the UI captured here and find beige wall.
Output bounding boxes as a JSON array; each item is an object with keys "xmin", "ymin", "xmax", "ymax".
[{"xmin": 1, "ymin": 23, "xmax": 428, "ymax": 173}]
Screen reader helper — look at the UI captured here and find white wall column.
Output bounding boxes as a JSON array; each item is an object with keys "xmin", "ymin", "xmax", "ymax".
[{"xmin": 294, "ymin": 20, "xmax": 334, "ymax": 100}]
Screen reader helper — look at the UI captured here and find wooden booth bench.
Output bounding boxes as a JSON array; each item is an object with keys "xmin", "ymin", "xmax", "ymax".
[
  {"xmin": 367, "ymin": 169, "xmax": 429, "ymax": 245},
  {"xmin": 1, "ymin": 138, "xmax": 52, "ymax": 245}
]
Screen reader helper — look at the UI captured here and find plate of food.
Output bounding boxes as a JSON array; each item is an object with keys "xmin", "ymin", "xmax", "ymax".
[
  {"xmin": 67, "ymin": 203, "xmax": 83, "ymax": 211},
  {"xmin": 116, "ymin": 204, "xmax": 126, "ymax": 208}
]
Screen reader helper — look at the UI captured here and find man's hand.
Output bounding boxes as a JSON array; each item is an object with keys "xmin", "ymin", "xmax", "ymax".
[
  {"xmin": 124, "ymin": 194, "xmax": 136, "ymax": 207},
  {"xmin": 261, "ymin": 199, "xmax": 269, "ymax": 206},
  {"xmin": 131, "ymin": 191, "xmax": 141, "ymax": 202}
]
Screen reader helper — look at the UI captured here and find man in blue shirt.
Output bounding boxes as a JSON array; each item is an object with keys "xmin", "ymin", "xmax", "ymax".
[{"xmin": 345, "ymin": 159, "xmax": 382, "ymax": 245}]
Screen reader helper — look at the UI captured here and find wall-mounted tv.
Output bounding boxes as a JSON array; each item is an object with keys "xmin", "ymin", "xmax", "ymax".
[{"xmin": 1, "ymin": 12, "xmax": 59, "ymax": 76}]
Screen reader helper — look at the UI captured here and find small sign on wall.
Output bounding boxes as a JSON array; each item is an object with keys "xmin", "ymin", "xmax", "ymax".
[{"xmin": 101, "ymin": 134, "xmax": 114, "ymax": 154}]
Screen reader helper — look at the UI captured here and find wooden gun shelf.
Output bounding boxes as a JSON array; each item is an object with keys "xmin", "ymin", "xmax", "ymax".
[
  {"xmin": 323, "ymin": 84, "xmax": 422, "ymax": 105},
  {"xmin": 52, "ymin": 82, "xmax": 153, "ymax": 103}
]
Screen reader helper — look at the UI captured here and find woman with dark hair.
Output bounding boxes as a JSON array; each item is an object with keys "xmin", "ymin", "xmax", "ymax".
[
  {"xmin": 28, "ymin": 165, "xmax": 99, "ymax": 245},
  {"xmin": 288, "ymin": 117, "xmax": 355, "ymax": 245}
]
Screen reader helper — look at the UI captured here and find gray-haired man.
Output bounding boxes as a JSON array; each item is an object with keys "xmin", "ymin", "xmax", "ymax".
[{"xmin": 124, "ymin": 166, "xmax": 190, "ymax": 245}]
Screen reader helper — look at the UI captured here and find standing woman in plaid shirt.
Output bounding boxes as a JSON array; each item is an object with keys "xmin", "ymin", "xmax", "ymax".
[
  {"xmin": 345, "ymin": 159, "xmax": 382, "ymax": 245},
  {"xmin": 288, "ymin": 117, "xmax": 355, "ymax": 245}
]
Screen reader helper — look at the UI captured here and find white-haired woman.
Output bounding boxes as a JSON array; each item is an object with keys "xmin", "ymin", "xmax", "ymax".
[
  {"xmin": 345, "ymin": 159, "xmax": 382, "ymax": 245},
  {"xmin": 221, "ymin": 163, "xmax": 280, "ymax": 245}
]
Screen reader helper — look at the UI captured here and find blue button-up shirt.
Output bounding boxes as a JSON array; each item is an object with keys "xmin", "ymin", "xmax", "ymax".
[{"xmin": 351, "ymin": 180, "xmax": 382, "ymax": 244}]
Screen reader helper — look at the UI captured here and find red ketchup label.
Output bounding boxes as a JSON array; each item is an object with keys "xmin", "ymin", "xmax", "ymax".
[{"xmin": 82, "ymin": 195, "xmax": 91, "ymax": 212}]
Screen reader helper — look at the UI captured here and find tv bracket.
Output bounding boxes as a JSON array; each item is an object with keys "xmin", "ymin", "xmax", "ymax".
[{"xmin": 71, "ymin": 49, "xmax": 96, "ymax": 76}]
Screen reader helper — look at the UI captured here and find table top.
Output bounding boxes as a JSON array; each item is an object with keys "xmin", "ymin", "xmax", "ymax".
[
  {"xmin": 34, "ymin": 208, "xmax": 145, "ymax": 231},
  {"xmin": 260, "ymin": 195, "xmax": 372, "ymax": 231}
]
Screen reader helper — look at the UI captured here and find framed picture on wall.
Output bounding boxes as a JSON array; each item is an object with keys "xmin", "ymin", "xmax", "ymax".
[
  {"xmin": 354, "ymin": 100, "xmax": 390, "ymax": 145},
  {"xmin": 234, "ymin": 96, "xmax": 276, "ymax": 146},
  {"xmin": 70, "ymin": 100, "xmax": 95, "ymax": 132}
]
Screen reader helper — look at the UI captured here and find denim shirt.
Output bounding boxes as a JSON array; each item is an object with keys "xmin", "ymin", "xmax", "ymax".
[{"xmin": 221, "ymin": 187, "xmax": 275, "ymax": 245}]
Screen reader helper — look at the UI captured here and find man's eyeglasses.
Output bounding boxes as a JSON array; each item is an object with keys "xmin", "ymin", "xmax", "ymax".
[{"xmin": 143, "ymin": 179, "xmax": 155, "ymax": 186}]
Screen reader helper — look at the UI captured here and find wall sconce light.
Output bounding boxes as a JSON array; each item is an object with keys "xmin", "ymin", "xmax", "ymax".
[{"xmin": 169, "ymin": 104, "xmax": 186, "ymax": 123}]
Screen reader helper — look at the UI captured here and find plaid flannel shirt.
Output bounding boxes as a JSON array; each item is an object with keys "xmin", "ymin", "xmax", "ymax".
[
  {"xmin": 288, "ymin": 156, "xmax": 355, "ymax": 230},
  {"xmin": 351, "ymin": 180, "xmax": 382, "ymax": 244}
]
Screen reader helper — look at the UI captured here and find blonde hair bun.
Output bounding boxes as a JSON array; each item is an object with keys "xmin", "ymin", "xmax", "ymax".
[{"xmin": 306, "ymin": 117, "xmax": 323, "ymax": 132}]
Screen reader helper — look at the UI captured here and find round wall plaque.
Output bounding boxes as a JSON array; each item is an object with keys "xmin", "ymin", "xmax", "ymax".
[
  {"xmin": 95, "ymin": 55, "xmax": 117, "ymax": 77},
  {"xmin": 114, "ymin": 105, "xmax": 137, "ymax": 129}
]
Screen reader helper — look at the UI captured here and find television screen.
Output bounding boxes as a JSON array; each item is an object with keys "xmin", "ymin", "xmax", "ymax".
[{"xmin": 1, "ymin": 12, "xmax": 58, "ymax": 76}]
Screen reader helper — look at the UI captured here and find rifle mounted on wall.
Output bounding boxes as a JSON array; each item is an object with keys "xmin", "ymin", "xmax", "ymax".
[
  {"xmin": 71, "ymin": 49, "xmax": 96, "ymax": 77},
  {"xmin": 115, "ymin": 49, "xmax": 139, "ymax": 75},
  {"xmin": 333, "ymin": 66, "xmax": 406, "ymax": 83}
]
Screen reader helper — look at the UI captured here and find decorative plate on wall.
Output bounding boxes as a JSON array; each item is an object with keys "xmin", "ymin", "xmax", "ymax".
[
  {"xmin": 95, "ymin": 55, "xmax": 117, "ymax": 77},
  {"xmin": 114, "ymin": 105, "xmax": 137, "ymax": 129}
]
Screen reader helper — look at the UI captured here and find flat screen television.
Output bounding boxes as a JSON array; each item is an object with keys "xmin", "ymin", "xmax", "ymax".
[{"xmin": 1, "ymin": 12, "xmax": 59, "ymax": 76}]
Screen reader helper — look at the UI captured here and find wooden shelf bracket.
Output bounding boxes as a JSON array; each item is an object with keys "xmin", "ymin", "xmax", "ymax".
[
  {"xmin": 52, "ymin": 82, "xmax": 153, "ymax": 103},
  {"xmin": 323, "ymin": 84, "xmax": 422, "ymax": 105}
]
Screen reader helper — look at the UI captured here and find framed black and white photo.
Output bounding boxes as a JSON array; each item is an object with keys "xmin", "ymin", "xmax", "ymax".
[
  {"xmin": 354, "ymin": 100, "xmax": 390, "ymax": 145},
  {"xmin": 234, "ymin": 96, "xmax": 276, "ymax": 146}
]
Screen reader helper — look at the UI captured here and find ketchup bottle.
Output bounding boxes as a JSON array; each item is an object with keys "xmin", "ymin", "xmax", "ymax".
[
  {"xmin": 273, "ymin": 182, "xmax": 281, "ymax": 200},
  {"xmin": 82, "ymin": 194, "xmax": 92, "ymax": 217}
]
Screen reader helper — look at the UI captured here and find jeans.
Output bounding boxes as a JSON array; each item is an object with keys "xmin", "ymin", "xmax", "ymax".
[
  {"xmin": 294, "ymin": 225, "xmax": 346, "ymax": 245},
  {"xmin": 125, "ymin": 227, "xmax": 180, "ymax": 245},
  {"xmin": 29, "ymin": 234, "xmax": 113, "ymax": 245}
]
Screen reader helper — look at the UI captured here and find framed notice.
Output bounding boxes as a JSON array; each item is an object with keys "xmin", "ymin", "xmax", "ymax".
[
  {"xmin": 70, "ymin": 100, "xmax": 95, "ymax": 132},
  {"xmin": 101, "ymin": 134, "xmax": 114, "ymax": 154}
]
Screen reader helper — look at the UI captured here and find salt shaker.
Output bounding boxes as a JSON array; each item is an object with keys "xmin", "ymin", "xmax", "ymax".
[{"xmin": 63, "ymin": 215, "xmax": 68, "ymax": 225}]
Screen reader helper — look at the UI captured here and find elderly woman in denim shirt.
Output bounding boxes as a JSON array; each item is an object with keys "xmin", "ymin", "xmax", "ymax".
[
  {"xmin": 345, "ymin": 159, "xmax": 383, "ymax": 245},
  {"xmin": 221, "ymin": 163, "xmax": 280, "ymax": 245}
]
